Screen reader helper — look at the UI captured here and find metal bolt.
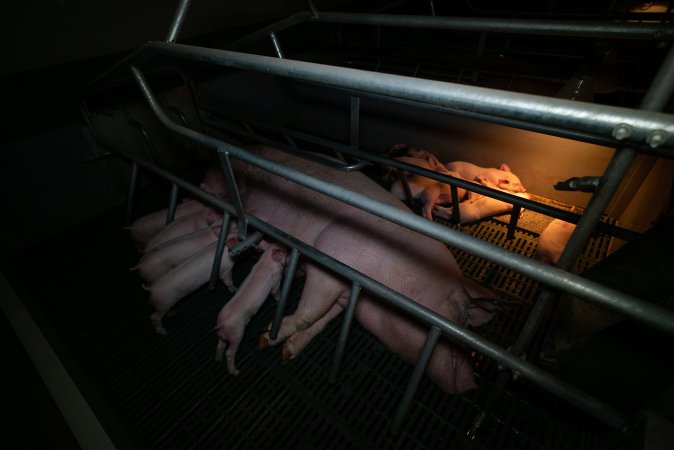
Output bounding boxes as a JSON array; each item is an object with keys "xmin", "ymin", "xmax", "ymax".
[
  {"xmin": 612, "ymin": 123, "xmax": 633, "ymax": 141},
  {"xmin": 646, "ymin": 130, "xmax": 669, "ymax": 148}
]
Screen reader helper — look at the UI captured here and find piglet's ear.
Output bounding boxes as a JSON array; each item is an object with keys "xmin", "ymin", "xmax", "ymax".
[{"xmin": 499, "ymin": 163, "xmax": 512, "ymax": 172}]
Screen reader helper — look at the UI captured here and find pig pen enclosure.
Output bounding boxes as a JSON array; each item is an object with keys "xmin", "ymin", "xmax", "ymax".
[{"xmin": 3, "ymin": 1, "xmax": 674, "ymax": 449}]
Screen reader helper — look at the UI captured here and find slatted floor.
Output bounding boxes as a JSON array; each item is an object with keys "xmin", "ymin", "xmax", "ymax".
[{"xmin": 10, "ymin": 199, "xmax": 614, "ymax": 449}]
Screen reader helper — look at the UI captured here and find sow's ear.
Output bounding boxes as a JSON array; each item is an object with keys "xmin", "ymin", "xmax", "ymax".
[
  {"xmin": 499, "ymin": 163, "xmax": 512, "ymax": 173},
  {"xmin": 458, "ymin": 280, "xmax": 512, "ymax": 327}
]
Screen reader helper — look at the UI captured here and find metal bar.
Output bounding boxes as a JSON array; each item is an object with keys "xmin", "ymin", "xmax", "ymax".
[
  {"xmin": 391, "ymin": 326, "xmax": 441, "ymax": 433},
  {"xmin": 165, "ymin": 0, "xmax": 192, "ymax": 43},
  {"xmin": 206, "ymin": 116, "xmax": 369, "ymax": 172},
  {"xmin": 350, "ymin": 96, "xmax": 360, "ymax": 148},
  {"xmin": 270, "ymin": 248, "xmax": 301, "ymax": 340},
  {"xmin": 269, "ymin": 32, "xmax": 285, "ymax": 59},
  {"xmin": 506, "ymin": 205, "xmax": 521, "ymax": 240},
  {"xmin": 125, "ymin": 162, "xmax": 139, "ymax": 226},
  {"xmin": 311, "ymin": 12, "xmax": 674, "ymax": 40},
  {"xmin": 227, "ymin": 12, "xmax": 311, "ymax": 50},
  {"xmin": 108, "ymin": 144, "xmax": 629, "ymax": 428},
  {"xmin": 130, "ymin": 65, "xmax": 674, "ymax": 338},
  {"xmin": 228, "ymin": 231, "xmax": 264, "ymax": 257},
  {"xmin": 202, "ymin": 108, "xmax": 639, "ymax": 241},
  {"xmin": 217, "ymin": 151, "xmax": 247, "ymax": 239},
  {"xmin": 467, "ymin": 37, "xmax": 674, "ymax": 441},
  {"xmin": 400, "ymin": 172, "xmax": 414, "ymax": 205},
  {"xmin": 209, "ymin": 213, "xmax": 231, "ymax": 290},
  {"xmin": 127, "ymin": 119, "xmax": 161, "ymax": 165},
  {"xmin": 450, "ymin": 185, "xmax": 460, "ymax": 223},
  {"xmin": 146, "ymin": 41, "xmax": 674, "ymax": 152},
  {"xmin": 166, "ymin": 183, "xmax": 179, "ymax": 225},
  {"xmin": 307, "ymin": 0, "xmax": 319, "ymax": 18},
  {"xmin": 329, "ymin": 283, "xmax": 361, "ymax": 384}
]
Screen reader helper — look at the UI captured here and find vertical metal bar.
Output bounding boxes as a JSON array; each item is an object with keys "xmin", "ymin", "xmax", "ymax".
[
  {"xmin": 307, "ymin": 0, "xmax": 319, "ymax": 18},
  {"xmin": 165, "ymin": 0, "xmax": 192, "ymax": 43},
  {"xmin": 506, "ymin": 205, "xmax": 521, "ymax": 240},
  {"xmin": 465, "ymin": 40, "xmax": 674, "ymax": 442},
  {"xmin": 391, "ymin": 326, "xmax": 441, "ymax": 434},
  {"xmin": 270, "ymin": 248, "xmax": 301, "ymax": 340},
  {"xmin": 166, "ymin": 183, "xmax": 179, "ymax": 225},
  {"xmin": 400, "ymin": 173, "xmax": 414, "ymax": 205},
  {"xmin": 128, "ymin": 119, "xmax": 161, "ymax": 166},
  {"xmin": 217, "ymin": 151, "xmax": 248, "ymax": 239},
  {"xmin": 450, "ymin": 185, "xmax": 461, "ymax": 223},
  {"xmin": 209, "ymin": 213, "xmax": 231, "ymax": 290},
  {"xmin": 350, "ymin": 96, "xmax": 360, "ymax": 149},
  {"xmin": 329, "ymin": 283, "xmax": 361, "ymax": 384},
  {"xmin": 269, "ymin": 32, "xmax": 285, "ymax": 59},
  {"xmin": 125, "ymin": 162, "xmax": 139, "ymax": 226},
  {"xmin": 284, "ymin": 134, "xmax": 299, "ymax": 150},
  {"xmin": 473, "ymin": 31, "xmax": 487, "ymax": 82}
]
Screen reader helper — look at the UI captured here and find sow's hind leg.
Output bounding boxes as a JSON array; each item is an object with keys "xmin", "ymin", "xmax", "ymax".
[{"xmin": 258, "ymin": 262, "xmax": 349, "ymax": 349}]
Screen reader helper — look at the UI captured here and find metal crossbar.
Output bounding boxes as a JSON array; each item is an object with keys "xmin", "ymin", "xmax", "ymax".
[{"xmin": 80, "ymin": 1, "xmax": 674, "ymax": 440}]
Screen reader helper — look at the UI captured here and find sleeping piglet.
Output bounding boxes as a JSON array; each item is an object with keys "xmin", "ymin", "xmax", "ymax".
[
  {"xmin": 434, "ymin": 176, "xmax": 530, "ymax": 223},
  {"xmin": 145, "ymin": 238, "xmax": 239, "ymax": 335},
  {"xmin": 445, "ymin": 161, "xmax": 526, "ymax": 193},
  {"xmin": 214, "ymin": 243, "xmax": 287, "ymax": 375}
]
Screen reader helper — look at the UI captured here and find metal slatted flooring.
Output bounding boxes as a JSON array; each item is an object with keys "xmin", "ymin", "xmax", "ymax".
[{"xmin": 11, "ymin": 200, "xmax": 614, "ymax": 449}]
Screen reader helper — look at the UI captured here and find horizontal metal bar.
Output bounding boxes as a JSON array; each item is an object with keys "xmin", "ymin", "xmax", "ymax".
[
  {"xmin": 311, "ymin": 11, "xmax": 674, "ymax": 40},
  {"xmin": 131, "ymin": 65, "xmax": 674, "ymax": 339},
  {"xmin": 107, "ymin": 144, "xmax": 628, "ymax": 428},
  {"xmin": 145, "ymin": 41, "xmax": 674, "ymax": 152},
  {"xmin": 201, "ymin": 108, "xmax": 639, "ymax": 241}
]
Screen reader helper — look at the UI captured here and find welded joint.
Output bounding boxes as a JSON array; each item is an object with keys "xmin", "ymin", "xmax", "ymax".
[{"xmin": 228, "ymin": 231, "xmax": 264, "ymax": 257}]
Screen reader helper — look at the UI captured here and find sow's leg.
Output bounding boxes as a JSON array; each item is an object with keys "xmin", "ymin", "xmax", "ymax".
[{"xmin": 258, "ymin": 263, "xmax": 349, "ymax": 349}]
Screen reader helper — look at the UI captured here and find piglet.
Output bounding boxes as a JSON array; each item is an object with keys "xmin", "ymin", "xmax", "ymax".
[
  {"xmin": 130, "ymin": 221, "xmax": 238, "ymax": 284},
  {"xmin": 125, "ymin": 199, "xmax": 205, "ymax": 248},
  {"xmin": 144, "ymin": 207, "xmax": 222, "ymax": 252},
  {"xmin": 434, "ymin": 176, "xmax": 531, "ymax": 223},
  {"xmin": 214, "ymin": 243, "xmax": 288, "ymax": 375},
  {"xmin": 535, "ymin": 219, "xmax": 577, "ymax": 265},
  {"xmin": 145, "ymin": 239, "xmax": 238, "ymax": 335},
  {"xmin": 445, "ymin": 161, "xmax": 526, "ymax": 193}
]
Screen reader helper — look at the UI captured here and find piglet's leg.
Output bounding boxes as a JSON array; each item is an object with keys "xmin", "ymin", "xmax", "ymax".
[
  {"xmin": 281, "ymin": 302, "xmax": 345, "ymax": 363},
  {"xmin": 259, "ymin": 263, "xmax": 347, "ymax": 348}
]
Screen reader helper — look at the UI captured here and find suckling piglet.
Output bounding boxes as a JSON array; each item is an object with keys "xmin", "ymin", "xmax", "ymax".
[
  {"xmin": 145, "ymin": 239, "xmax": 238, "ymax": 335},
  {"xmin": 215, "ymin": 243, "xmax": 288, "ymax": 375},
  {"xmin": 131, "ymin": 222, "xmax": 238, "ymax": 284},
  {"xmin": 126, "ymin": 199, "xmax": 206, "ymax": 248},
  {"xmin": 144, "ymin": 207, "xmax": 221, "ymax": 252}
]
